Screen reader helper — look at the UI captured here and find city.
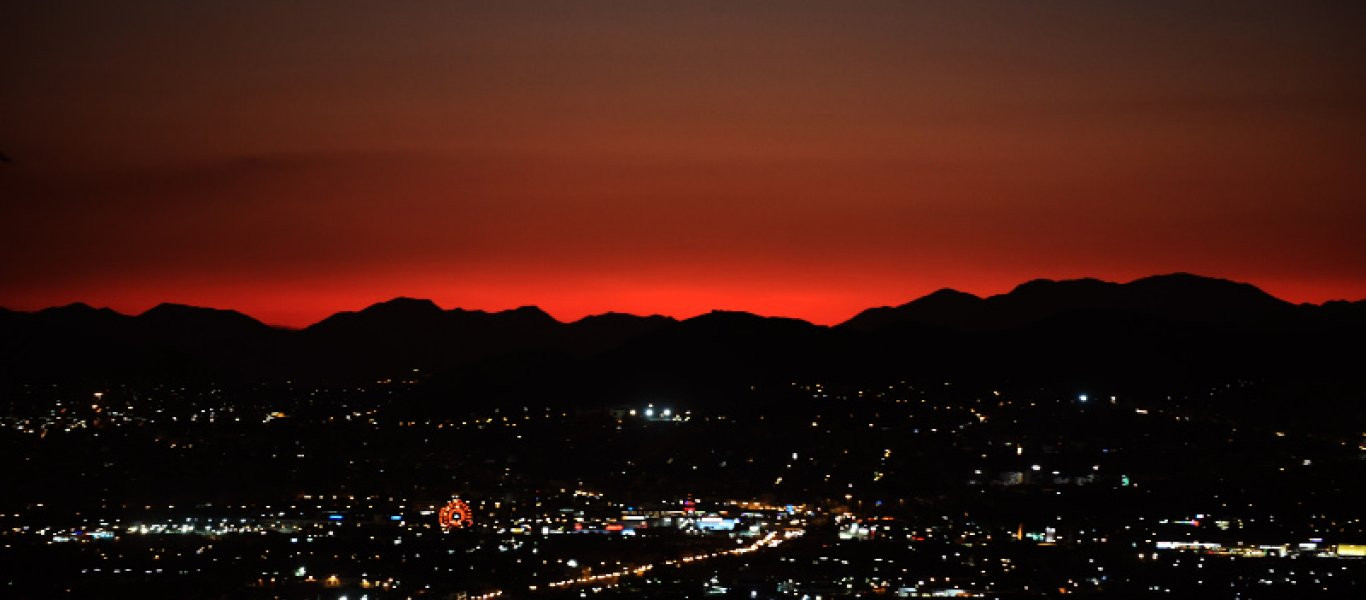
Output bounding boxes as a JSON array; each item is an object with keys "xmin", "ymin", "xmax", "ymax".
[{"xmin": 3, "ymin": 372, "xmax": 1362, "ymax": 598}]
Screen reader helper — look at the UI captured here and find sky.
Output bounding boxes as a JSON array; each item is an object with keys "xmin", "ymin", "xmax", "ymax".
[{"xmin": 2, "ymin": 1, "xmax": 1364, "ymax": 327}]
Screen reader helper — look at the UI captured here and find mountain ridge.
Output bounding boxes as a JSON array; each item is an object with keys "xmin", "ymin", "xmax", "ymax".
[
  {"xmin": 4, "ymin": 273, "xmax": 1354, "ymax": 331},
  {"xmin": 2, "ymin": 273, "xmax": 1362, "ymax": 387},
  {"xmin": 840, "ymin": 272, "xmax": 1306, "ymax": 331}
]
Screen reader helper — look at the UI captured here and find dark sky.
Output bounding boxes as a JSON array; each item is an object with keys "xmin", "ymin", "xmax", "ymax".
[{"xmin": 2, "ymin": 1, "xmax": 1364, "ymax": 326}]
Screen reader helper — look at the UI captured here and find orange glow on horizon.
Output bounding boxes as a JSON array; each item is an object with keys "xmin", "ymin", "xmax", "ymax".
[
  {"xmin": 1, "ymin": 3, "xmax": 1362, "ymax": 322},
  {"xmin": 3, "ymin": 269, "xmax": 1361, "ymax": 329}
]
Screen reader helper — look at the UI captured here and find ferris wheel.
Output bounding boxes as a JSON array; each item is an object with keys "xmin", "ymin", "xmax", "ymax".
[{"xmin": 438, "ymin": 498, "xmax": 474, "ymax": 529}]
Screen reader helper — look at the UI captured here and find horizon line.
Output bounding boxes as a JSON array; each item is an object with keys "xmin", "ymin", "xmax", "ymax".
[{"xmin": 4, "ymin": 272, "xmax": 1362, "ymax": 330}]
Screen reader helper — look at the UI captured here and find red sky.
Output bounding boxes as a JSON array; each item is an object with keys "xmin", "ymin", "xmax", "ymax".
[{"xmin": 2, "ymin": 1, "xmax": 1364, "ymax": 327}]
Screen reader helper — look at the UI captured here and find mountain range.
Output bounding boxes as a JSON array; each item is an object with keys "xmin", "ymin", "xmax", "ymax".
[{"xmin": 2, "ymin": 274, "xmax": 1362, "ymax": 397}]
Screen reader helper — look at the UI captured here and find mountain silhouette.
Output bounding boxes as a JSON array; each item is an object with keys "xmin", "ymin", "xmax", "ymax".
[
  {"xmin": 841, "ymin": 273, "xmax": 1297, "ymax": 331},
  {"xmin": 138, "ymin": 303, "xmax": 272, "ymax": 338},
  {"xmin": 840, "ymin": 288, "xmax": 983, "ymax": 331},
  {"xmin": 1, "ymin": 274, "xmax": 1361, "ymax": 392}
]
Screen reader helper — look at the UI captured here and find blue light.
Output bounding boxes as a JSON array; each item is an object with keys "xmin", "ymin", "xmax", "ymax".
[
  {"xmin": 328, "ymin": 514, "xmax": 344, "ymax": 521},
  {"xmin": 389, "ymin": 515, "xmax": 403, "ymax": 521}
]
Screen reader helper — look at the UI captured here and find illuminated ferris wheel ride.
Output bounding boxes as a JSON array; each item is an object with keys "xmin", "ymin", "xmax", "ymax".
[{"xmin": 438, "ymin": 498, "xmax": 474, "ymax": 529}]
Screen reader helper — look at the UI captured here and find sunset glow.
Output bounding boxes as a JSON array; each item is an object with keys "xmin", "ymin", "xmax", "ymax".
[{"xmin": 2, "ymin": 1, "xmax": 1362, "ymax": 325}]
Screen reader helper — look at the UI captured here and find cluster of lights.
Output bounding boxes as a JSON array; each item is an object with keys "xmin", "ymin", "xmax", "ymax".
[
  {"xmin": 625, "ymin": 404, "xmax": 685, "ymax": 420},
  {"xmin": 537, "ymin": 530, "xmax": 797, "ymax": 592},
  {"xmin": 541, "ymin": 564, "xmax": 655, "ymax": 590},
  {"xmin": 438, "ymin": 499, "xmax": 474, "ymax": 529}
]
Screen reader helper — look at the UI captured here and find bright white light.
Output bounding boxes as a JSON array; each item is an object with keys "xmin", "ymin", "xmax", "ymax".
[
  {"xmin": 662, "ymin": 409, "xmax": 672, "ymax": 417},
  {"xmin": 1031, "ymin": 464, "xmax": 1042, "ymax": 471},
  {"xmin": 644, "ymin": 409, "xmax": 654, "ymax": 418},
  {"xmin": 1078, "ymin": 394, "xmax": 1088, "ymax": 402}
]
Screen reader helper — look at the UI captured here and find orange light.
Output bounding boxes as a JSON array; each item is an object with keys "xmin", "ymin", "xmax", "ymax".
[{"xmin": 438, "ymin": 498, "xmax": 474, "ymax": 529}]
